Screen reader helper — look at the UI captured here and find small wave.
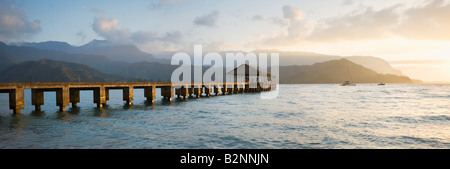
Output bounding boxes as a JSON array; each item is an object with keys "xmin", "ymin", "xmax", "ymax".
[
  {"xmin": 383, "ymin": 135, "xmax": 450, "ymax": 148},
  {"xmin": 391, "ymin": 115, "xmax": 450, "ymax": 124},
  {"xmin": 423, "ymin": 95, "xmax": 450, "ymax": 99},
  {"xmin": 381, "ymin": 90, "xmax": 390, "ymax": 94},
  {"xmin": 423, "ymin": 115, "xmax": 450, "ymax": 122},
  {"xmin": 287, "ymin": 101, "xmax": 297, "ymax": 105},
  {"xmin": 219, "ymin": 135, "xmax": 258, "ymax": 149},
  {"xmin": 399, "ymin": 136, "xmax": 447, "ymax": 146},
  {"xmin": 197, "ymin": 110, "xmax": 210, "ymax": 114},
  {"xmin": 393, "ymin": 89, "xmax": 407, "ymax": 93},
  {"xmin": 390, "ymin": 116, "xmax": 419, "ymax": 124}
]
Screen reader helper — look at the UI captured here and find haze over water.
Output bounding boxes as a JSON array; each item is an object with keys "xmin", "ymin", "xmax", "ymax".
[{"xmin": 0, "ymin": 84, "xmax": 449, "ymax": 149}]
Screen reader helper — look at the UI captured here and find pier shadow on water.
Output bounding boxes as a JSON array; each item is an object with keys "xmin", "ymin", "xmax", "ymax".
[
  {"xmin": 8, "ymin": 113, "xmax": 27, "ymax": 129},
  {"xmin": 93, "ymin": 108, "xmax": 110, "ymax": 118},
  {"xmin": 31, "ymin": 110, "xmax": 46, "ymax": 117},
  {"xmin": 122, "ymin": 104, "xmax": 134, "ymax": 110}
]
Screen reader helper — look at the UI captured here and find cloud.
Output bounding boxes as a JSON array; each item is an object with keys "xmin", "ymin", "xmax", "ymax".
[
  {"xmin": 282, "ymin": 5, "xmax": 305, "ymax": 22},
  {"xmin": 130, "ymin": 30, "xmax": 183, "ymax": 44},
  {"xmin": 258, "ymin": 0, "xmax": 450, "ymax": 48},
  {"xmin": 159, "ymin": 31, "xmax": 183, "ymax": 43},
  {"xmin": 91, "ymin": 7, "xmax": 106, "ymax": 16},
  {"xmin": 148, "ymin": 0, "xmax": 183, "ymax": 10},
  {"xmin": 272, "ymin": 0, "xmax": 450, "ymax": 43},
  {"xmin": 394, "ymin": 0, "xmax": 450, "ymax": 40},
  {"xmin": 307, "ymin": 5, "xmax": 400, "ymax": 42},
  {"xmin": 283, "ymin": 5, "xmax": 312, "ymax": 39},
  {"xmin": 93, "ymin": 16, "xmax": 131, "ymax": 43},
  {"xmin": 76, "ymin": 31, "xmax": 87, "ymax": 42},
  {"xmin": 251, "ymin": 15, "xmax": 263, "ymax": 21},
  {"xmin": 342, "ymin": 0, "xmax": 354, "ymax": 6},
  {"xmin": 0, "ymin": 0, "xmax": 41, "ymax": 42},
  {"xmin": 261, "ymin": 5, "xmax": 313, "ymax": 46},
  {"xmin": 91, "ymin": 8, "xmax": 184, "ymax": 52},
  {"xmin": 130, "ymin": 31, "xmax": 158, "ymax": 44},
  {"xmin": 269, "ymin": 16, "xmax": 289, "ymax": 26},
  {"xmin": 91, "ymin": 7, "xmax": 133, "ymax": 43},
  {"xmin": 193, "ymin": 11, "xmax": 220, "ymax": 27}
]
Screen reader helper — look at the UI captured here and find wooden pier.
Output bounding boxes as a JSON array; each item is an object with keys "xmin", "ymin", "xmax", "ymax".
[{"xmin": 0, "ymin": 82, "xmax": 275, "ymax": 114}]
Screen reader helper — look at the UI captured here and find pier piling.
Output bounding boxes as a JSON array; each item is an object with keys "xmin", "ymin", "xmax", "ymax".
[
  {"xmin": 56, "ymin": 87, "xmax": 70, "ymax": 112},
  {"xmin": 213, "ymin": 85, "xmax": 219, "ymax": 95},
  {"xmin": 161, "ymin": 86, "xmax": 174, "ymax": 101},
  {"xmin": 227, "ymin": 84, "xmax": 234, "ymax": 94},
  {"xmin": 221, "ymin": 85, "xmax": 228, "ymax": 95},
  {"xmin": 177, "ymin": 86, "xmax": 189, "ymax": 99},
  {"xmin": 70, "ymin": 88, "xmax": 80, "ymax": 108},
  {"xmin": 144, "ymin": 86, "xmax": 156, "ymax": 103},
  {"xmin": 6, "ymin": 87, "xmax": 25, "ymax": 114},
  {"xmin": 32, "ymin": 89, "xmax": 44, "ymax": 111},
  {"xmin": 194, "ymin": 86, "xmax": 202, "ymax": 98},
  {"xmin": 123, "ymin": 87, "xmax": 134, "ymax": 105},
  {"xmin": 94, "ymin": 86, "xmax": 107, "ymax": 108},
  {"xmin": 204, "ymin": 85, "xmax": 211, "ymax": 96}
]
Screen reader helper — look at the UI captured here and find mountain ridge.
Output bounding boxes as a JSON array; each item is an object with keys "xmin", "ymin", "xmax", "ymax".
[
  {"xmin": 0, "ymin": 59, "xmax": 129, "ymax": 82},
  {"xmin": 18, "ymin": 40, "xmax": 169, "ymax": 64},
  {"xmin": 15, "ymin": 40, "xmax": 404, "ymax": 76},
  {"xmin": 0, "ymin": 58, "xmax": 415, "ymax": 84},
  {"xmin": 279, "ymin": 59, "xmax": 413, "ymax": 84},
  {"xmin": 0, "ymin": 41, "xmax": 415, "ymax": 83}
]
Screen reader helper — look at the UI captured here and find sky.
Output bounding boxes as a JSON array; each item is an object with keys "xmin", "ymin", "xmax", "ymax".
[{"xmin": 0, "ymin": 0, "xmax": 449, "ymax": 82}]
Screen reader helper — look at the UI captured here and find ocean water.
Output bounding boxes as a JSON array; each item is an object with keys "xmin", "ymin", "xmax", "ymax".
[{"xmin": 0, "ymin": 84, "xmax": 449, "ymax": 149}]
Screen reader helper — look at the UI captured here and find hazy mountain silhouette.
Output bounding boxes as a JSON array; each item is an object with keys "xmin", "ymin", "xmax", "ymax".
[
  {"xmin": 0, "ymin": 41, "xmax": 415, "ymax": 83},
  {"xmin": 19, "ymin": 40, "xmax": 170, "ymax": 64},
  {"xmin": 15, "ymin": 41, "xmax": 403, "ymax": 76},
  {"xmin": 255, "ymin": 49, "xmax": 404, "ymax": 76},
  {"xmin": 19, "ymin": 41, "xmax": 73, "ymax": 52},
  {"xmin": 255, "ymin": 49, "xmax": 341, "ymax": 66},
  {"xmin": 0, "ymin": 59, "xmax": 128, "ymax": 82},
  {"xmin": 0, "ymin": 42, "xmax": 179, "ymax": 81},
  {"xmin": 0, "ymin": 58, "xmax": 415, "ymax": 83},
  {"xmin": 112, "ymin": 61, "xmax": 179, "ymax": 82},
  {"xmin": 21, "ymin": 40, "xmax": 403, "ymax": 77},
  {"xmin": 0, "ymin": 41, "xmax": 131, "ymax": 74},
  {"xmin": 74, "ymin": 40, "xmax": 168, "ymax": 63},
  {"xmin": 345, "ymin": 56, "xmax": 404, "ymax": 76},
  {"xmin": 279, "ymin": 59, "xmax": 413, "ymax": 84},
  {"xmin": 0, "ymin": 49, "xmax": 18, "ymax": 71}
]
